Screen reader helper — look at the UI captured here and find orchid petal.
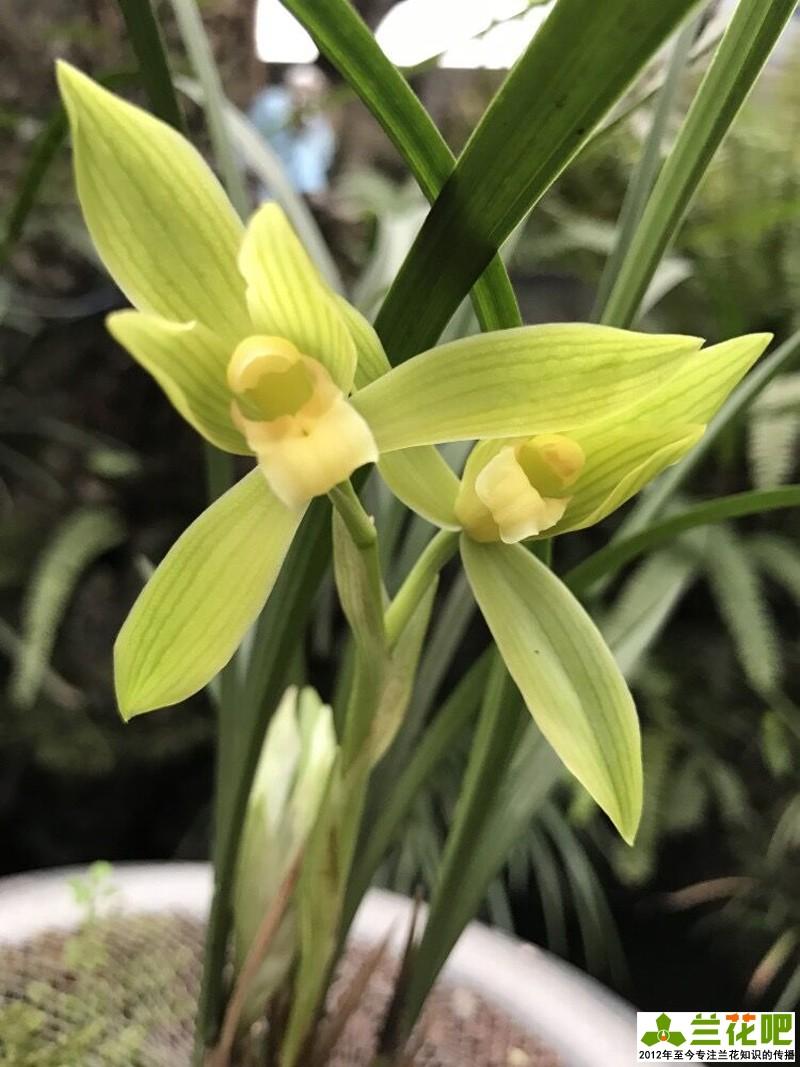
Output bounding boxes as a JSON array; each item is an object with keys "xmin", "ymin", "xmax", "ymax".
[
  {"xmin": 115, "ymin": 470, "xmax": 303, "ymax": 717},
  {"xmin": 57, "ymin": 62, "xmax": 249, "ymax": 346},
  {"xmin": 462, "ymin": 537, "xmax": 642, "ymax": 842},
  {"xmin": 108, "ymin": 311, "xmax": 248, "ymax": 454},
  {"xmin": 353, "ymin": 324, "xmax": 703, "ymax": 452},
  {"xmin": 239, "ymin": 204, "xmax": 357, "ymax": 391}
]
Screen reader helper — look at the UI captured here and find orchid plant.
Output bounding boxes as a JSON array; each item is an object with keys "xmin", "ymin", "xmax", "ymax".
[{"xmin": 52, "ymin": 0, "xmax": 795, "ymax": 1059}]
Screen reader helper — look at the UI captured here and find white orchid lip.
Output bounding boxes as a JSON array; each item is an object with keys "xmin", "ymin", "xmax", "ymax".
[
  {"xmin": 228, "ymin": 335, "xmax": 378, "ymax": 510},
  {"xmin": 459, "ymin": 433, "xmax": 586, "ymax": 545}
]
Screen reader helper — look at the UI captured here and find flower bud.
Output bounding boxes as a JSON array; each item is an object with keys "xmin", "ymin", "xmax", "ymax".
[{"xmin": 233, "ymin": 686, "xmax": 336, "ymax": 1027}]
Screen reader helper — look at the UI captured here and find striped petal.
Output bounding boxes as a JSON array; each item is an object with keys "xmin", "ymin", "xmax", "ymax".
[
  {"xmin": 107, "ymin": 311, "xmax": 248, "ymax": 454},
  {"xmin": 115, "ymin": 470, "xmax": 303, "ymax": 717},
  {"xmin": 239, "ymin": 204, "xmax": 357, "ymax": 391},
  {"xmin": 353, "ymin": 324, "xmax": 703, "ymax": 452},
  {"xmin": 57, "ymin": 62, "xmax": 249, "ymax": 346},
  {"xmin": 462, "ymin": 538, "xmax": 642, "ymax": 842},
  {"xmin": 553, "ymin": 423, "xmax": 704, "ymax": 535}
]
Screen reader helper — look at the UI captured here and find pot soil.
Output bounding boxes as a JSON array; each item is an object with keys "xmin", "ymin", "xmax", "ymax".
[
  {"xmin": 0, "ymin": 865, "xmax": 634, "ymax": 1066},
  {"xmin": 0, "ymin": 911, "xmax": 557, "ymax": 1066}
]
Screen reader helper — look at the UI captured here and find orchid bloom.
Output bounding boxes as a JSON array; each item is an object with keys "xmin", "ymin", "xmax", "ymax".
[
  {"xmin": 58, "ymin": 62, "xmax": 772, "ymax": 841},
  {"xmin": 379, "ymin": 327, "xmax": 770, "ymax": 841}
]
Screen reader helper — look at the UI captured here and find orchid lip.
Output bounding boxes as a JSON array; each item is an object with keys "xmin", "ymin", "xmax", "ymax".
[{"xmin": 227, "ymin": 335, "xmax": 378, "ymax": 509}]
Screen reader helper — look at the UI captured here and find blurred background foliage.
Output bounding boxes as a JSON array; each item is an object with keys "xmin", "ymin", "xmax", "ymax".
[{"xmin": 2, "ymin": 0, "xmax": 800, "ymax": 1015}]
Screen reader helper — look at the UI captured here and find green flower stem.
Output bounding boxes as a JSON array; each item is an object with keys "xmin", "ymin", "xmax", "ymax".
[
  {"xmin": 328, "ymin": 481, "xmax": 378, "ymax": 551},
  {"xmin": 343, "ymin": 651, "xmax": 491, "ymax": 931},
  {"xmin": 330, "ymin": 484, "xmax": 385, "ymax": 771},
  {"xmin": 384, "ymin": 530, "xmax": 459, "ymax": 647}
]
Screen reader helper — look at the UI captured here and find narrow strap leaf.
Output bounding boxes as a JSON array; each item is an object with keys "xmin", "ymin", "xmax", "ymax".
[
  {"xmin": 279, "ymin": 0, "xmax": 521, "ymax": 337},
  {"xmin": 566, "ymin": 486, "xmax": 800, "ymax": 594},
  {"xmin": 601, "ymin": 0, "xmax": 799, "ymax": 328},
  {"xmin": 117, "ymin": 0, "xmax": 185, "ymax": 130},
  {"xmin": 374, "ymin": 0, "xmax": 700, "ymax": 361}
]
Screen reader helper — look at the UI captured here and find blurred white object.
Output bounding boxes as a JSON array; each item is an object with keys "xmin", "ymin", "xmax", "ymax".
[{"xmin": 256, "ymin": 0, "xmax": 553, "ymax": 71}]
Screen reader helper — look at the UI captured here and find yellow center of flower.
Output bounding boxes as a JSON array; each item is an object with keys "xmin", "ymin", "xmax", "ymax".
[
  {"xmin": 456, "ymin": 434, "xmax": 586, "ymax": 544},
  {"xmin": 516, "ymin": 434, "xmax": 585, "ymax": 496},
  {"xmin": 226, "ymin": 335, "xmax": 378, "ymax": 510},
  {"xmin": 228, "ymin": 336, "xmax": 318, "ymax": 422}
]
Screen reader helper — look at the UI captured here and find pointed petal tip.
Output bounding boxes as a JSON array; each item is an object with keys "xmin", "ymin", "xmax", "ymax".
[
  {"xmin": 618, "ymin": 817, "xmax": 640, "ymax": 848},
  {"xmin": 114, "ymin": 644, "xmax": 150, "ymax": 722},
  {"xmin": 114, "ymin": 674, "xmax": 150, "ymax": 722},
  {"xmin": 114, "ymin": 646, "xmax": 181, "ymax": 721},
  {"xmin": 55, "ymin": 59, "xmax": 99, "ymax": 108},
  {"xmin": 116, "ymin": 697, "xmax": 146, "ymax": 724},
  {"xmin": 747, "ymin": 331, "xmax": 774, "ymax": 353},
  {"xmin": 54, "ymin": 57, "xmax": 79, "ymax": 84}
]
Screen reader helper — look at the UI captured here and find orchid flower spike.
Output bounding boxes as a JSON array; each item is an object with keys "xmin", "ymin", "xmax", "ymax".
[{"xmin": 57, "ymin": 62, "xmax": 772, "ymax": 842}]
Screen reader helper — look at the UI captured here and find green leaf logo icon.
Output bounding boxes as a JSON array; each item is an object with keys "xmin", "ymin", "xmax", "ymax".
[{"xmin": 641, "ymin": 1013, "xmax": 686, "ymax": 1047}]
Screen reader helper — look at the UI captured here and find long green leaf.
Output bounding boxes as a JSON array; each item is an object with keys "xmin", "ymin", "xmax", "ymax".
[
  {"xmin": 278, "ymin": 0, "xmax": 520, "ymax": 334},
  {"xmin": 592, "ymin": 13, "xmax": 700, "ymax": 319},
  {"xmin": 116, "ymin": 0, "xmax": 185, "ymax": 130},
  {"xmin": 601, "ymin": 0, "xmax": 798, "ymax": 327},
  {"xmin": 566, "ymin": 486, "xmax": 800, "ymax": 594},
  {"xmin": 403, "ymin": 717, "xmax": 561, "ymax": 1037},
  {"xmin": 170, "ymin": 0, "xmax": 250, "ymax": 218},
  {"xmin": 375, "ymin": 0, "xmax": 701, "ymax": 361},
  {"xmin": 343, "ymin": 653, "xmax": 490, "ymax": 932},
  {"xmin": 10, "ymin": 508, "xmax": 125, "ymax": 709},
  {"xmin": 393, "ymin": 655, "xmax": 527, "ymax": 1045}
]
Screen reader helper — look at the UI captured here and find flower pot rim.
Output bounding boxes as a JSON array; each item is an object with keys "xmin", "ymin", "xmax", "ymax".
[{"xmin": 0, "ymin": 861, "xmax": 634, "ymax": 1066}]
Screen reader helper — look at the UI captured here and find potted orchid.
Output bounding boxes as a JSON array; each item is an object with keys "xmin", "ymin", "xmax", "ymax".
[{"xmin": 2, "ymin": 0, "xmax": 798, "ymax": 1064}]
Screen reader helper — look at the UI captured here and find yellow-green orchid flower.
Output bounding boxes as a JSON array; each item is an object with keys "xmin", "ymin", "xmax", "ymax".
[
  {"xmin": 370, "ymin": 326, "xmax": 771, "ymax": 841},
  {"xmin": 454, "ymin": 329, "xmax": 771, "ymax": 542},
  {"xmin": 57, "ymin": 63, "xmax": 772, "ymax": 842},
  {"xmin": 57, "ymin": 63, "xmax": 713, "ymax": 720}
]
